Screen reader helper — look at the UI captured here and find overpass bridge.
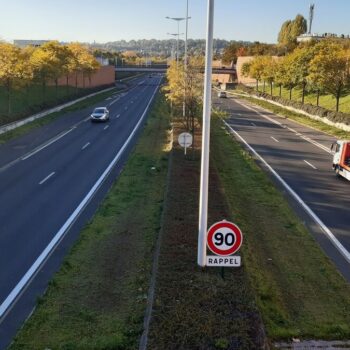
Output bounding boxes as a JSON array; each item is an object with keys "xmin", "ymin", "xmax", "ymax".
[{"xmin": 115, "ymin": 64, "xmax": 236, "ymax": 75}]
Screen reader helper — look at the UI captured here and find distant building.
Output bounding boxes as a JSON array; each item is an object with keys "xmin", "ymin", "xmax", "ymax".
[
  {"xmin": 95, "ymin": 57, "xmax": 109, "ymax": 66},
  {"xmin": 297, "ymin": 33, "xmax": 350, "ymax": 43},
  {"xmin": 297, "ymin": 4, "xmax": 350, "ymax": 43},
  {"xmin": 13, "ymin": 40, "xmax": 51, "ymax": 48}
]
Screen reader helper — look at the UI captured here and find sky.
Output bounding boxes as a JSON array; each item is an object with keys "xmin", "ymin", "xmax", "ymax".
[{"xmin": 0, "ymin": 0, "xmax": 350, "ymax": 44}]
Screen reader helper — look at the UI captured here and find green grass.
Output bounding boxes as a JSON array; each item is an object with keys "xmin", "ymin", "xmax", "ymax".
[
  {"xmin": 9, "ymin": 93, "xmax": 171, "ymax": 350},
  {"xmin": 256, "ymin": 84, "xmax": 350, "ymax": 114},
  {"xmin": 239, "ymin": 95, "xmax": 350, "ymax": 140},
  {"xmin": 0, "ymin": 84, "xmax": 114, "ymax": 126},
  {"xmin": 211, "ymin": 114, "xmax": 350, "ymax": 340},
  {"xmin": 0, "ymin": 88, "xmax": 121, "ymax": 145}
]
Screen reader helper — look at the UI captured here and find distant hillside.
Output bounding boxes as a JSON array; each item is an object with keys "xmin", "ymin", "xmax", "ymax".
[{"xmin": 89, "ymin": 39, "xmax": 251, "ymax": 56}]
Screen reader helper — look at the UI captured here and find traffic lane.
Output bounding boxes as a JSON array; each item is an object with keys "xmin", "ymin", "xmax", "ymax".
[
  {"xmin": 0, "ymin": 80, "xmax": 160, "ymax": 304},
  {"xmin": 0, "ymin": 84, "xmax": 157, "ymax": 350},
  {"xmin": 226, "ymin": 111, "xmax": 332, "ymax": 172},
  {"xmin": 220, "ymin": 96, "xmax": 337, "ymax": 151},
  {"xmin": 0, "ymin": 75, "xmax": 157, "ymax": 200},
  {"xmin": 0, "ymin": 76, "xmax": 147, "ymax": 170},
  {"xmin": 225, "ymin": 99, "xmax": 350, "ymax": 217},
  {"xmin": 223, "ymin": 97, "xmax": 336, "ymax": 169},
  {"xmin": 224, "ymin": 98, "xmax": 340, "ymax": 180},
  {"xmin": 223, "ymin": 98, "xmax": 350, "ymax": 251}
]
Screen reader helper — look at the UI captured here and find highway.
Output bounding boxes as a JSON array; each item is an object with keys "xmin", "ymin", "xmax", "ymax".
[
  {"xmin": 216, "ymin": 94, "xmax": 350, "ymax": 282},
  {"xmin": 0, "ymin": 75, "xmax": 162, "ymax": 349}
]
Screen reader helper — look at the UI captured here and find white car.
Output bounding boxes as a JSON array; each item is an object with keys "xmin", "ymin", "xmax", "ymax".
[
  {"xmin": 218, "ymin": 91, "xmax": 227, "ymax": 98},
  {"xmin": 90, "ymin": 107, "xmax": 110, "ymax": 122}
]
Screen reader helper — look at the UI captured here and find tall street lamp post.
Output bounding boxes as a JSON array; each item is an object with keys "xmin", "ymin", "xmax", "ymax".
[
  {"xmin": 167, "ymin": 32, "xmax": 183, "ymax": 63},
  {"xmin": 198, "ymin": 0, "xmax": 214, "ymax": 267},
  {"xmin": 166, "ymin": 15, "xmax": 190, "ymax": 68}
]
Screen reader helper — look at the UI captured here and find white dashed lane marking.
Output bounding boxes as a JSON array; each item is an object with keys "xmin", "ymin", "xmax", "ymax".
[{"xmin": 39, "ymin": 172, "xmax": 55, "ymax": 185}]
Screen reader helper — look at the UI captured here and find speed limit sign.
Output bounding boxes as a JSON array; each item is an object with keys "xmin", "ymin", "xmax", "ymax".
[{"xmin": 206, "ymin": 220, "xmax": 243, "ymax": 267}]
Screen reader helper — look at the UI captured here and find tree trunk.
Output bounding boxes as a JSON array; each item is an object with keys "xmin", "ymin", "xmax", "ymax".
[
  {"xmin": 316, "ymin": 90, "xmax": 320, "ymax": 106},
  {"xmin": 301, "ymin": 82, "xmax": 306, "ymax": 104},
  {"xmin": 289, "ymin": 87, "xmax": 292, "ymax": 100},
  {"xmin": 256, "ymin": 80, "xmax": 258, "ymax": 91},
  {"xmin": 6, "ymin": 78, "xmax": 11, "ymax": 116},
  {"xmin": 82, "ymin": 72, "xmax": 85, "ymax": 88},
  {"xmin": 336, "ymin": 92, "xmax": 340, "ymax": 112},
  {"xmin": 279, "ymin": 85, "xmax": 282, "ymax": 97},
  {"xmin": 75, "ymin": 73, "xmax": 78, "ymax": 94},
  {"xmin": 26, "ymin": 83, "xmax": 30, "ymax": 108},
  {"xmin": 55, "ymin": 78, "xmax": 58, "ymax": 101},
  {"xmin": 263, "ymin": 80, "xmax": 266, "ymax": 92},
  {"xmin": 66, "ymin": 75, "xmax": 69, "ymax": 96},
  {"xmin": 270, "ymin": 82, "xmax": 273, "ymax": 96},
  {"xmin": 42, "ymin": 79, "xmax": 46, "ymax": 104}
]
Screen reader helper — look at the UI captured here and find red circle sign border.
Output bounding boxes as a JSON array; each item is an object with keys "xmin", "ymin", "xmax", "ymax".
[{"xmin": 207, "ymin": 221, "xmax": 243, "ymax": 256}]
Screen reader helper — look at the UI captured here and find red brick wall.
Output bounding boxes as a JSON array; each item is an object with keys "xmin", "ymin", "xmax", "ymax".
[
  {"xmin": 236, "ymin": 57, "xmax": 255, "ymax": 85},
  {"xmin": 55, "ymin": 65, "xmax": 115, "ymax": 88}
]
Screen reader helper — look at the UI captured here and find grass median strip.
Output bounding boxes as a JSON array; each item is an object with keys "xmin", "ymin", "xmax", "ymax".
[
  {"xmin": 211, "ymin": 115, "xmax": 350, "ymax": 340},
  {"xmin": 9, "ymin": 93, "xmax": 171, "ymax": 350},
  {"xmin": 147, "ymin": 118, "xmax": 267, "ymax": 349}
]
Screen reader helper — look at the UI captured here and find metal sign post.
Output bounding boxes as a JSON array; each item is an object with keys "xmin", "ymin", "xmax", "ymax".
[{"xmin": 198, "ymin": 0, "xmax": 214, "ymax": 267}]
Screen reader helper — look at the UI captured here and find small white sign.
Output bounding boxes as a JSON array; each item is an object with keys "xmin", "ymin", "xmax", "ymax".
[
  {"xmin": 178, "ymin": 132, "xmax": 193, "ymax": 155},
  {"xmin": 178, "ymin": 132, "xmax": 193, "ymax": 148},
  {"xmin": 206, "ymin": 255, "xmax": 241, "ymax": 267}
]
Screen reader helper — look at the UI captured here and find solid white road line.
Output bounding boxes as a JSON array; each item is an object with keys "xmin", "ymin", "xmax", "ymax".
[
  {"xmin": 251, "ymin": 122, "xmax": 256, "ymax": 127},
  {"xmin": 81, "ymin": 142, "xmax": 90, "ymax": 150},
  {"xmin": 0, "ymin": 81, "xmax": 160, "ymax": 321},
  {"xmin": 104, "ymin": 125, "xmax": 109, "ymax": 130},
  {"xmin": 39, "ymin": 172, "xmax": 55, "ymax": 185},
  {"xmin": 304, "ymin": 160, "xmax": 317, "ymax": 170},
  {"xmin": 22, "ymin": 128, "xmax": 75, "ymax": 161},
  {"xmin": 234, "ymin": 99, "xmax": 333, "ymax": 155},
  {"xmin": 223, "ymin": 119, "xmax": 350, "ymax": 265},
  {"xmin": 271, "ymin": 136, "xmax": 279, "ymax": 143}
]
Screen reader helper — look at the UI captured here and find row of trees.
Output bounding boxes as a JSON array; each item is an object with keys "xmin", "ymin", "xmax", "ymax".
[
  {"xmin": 242, "ymin": 41, "xmax": 350, "ymax": 112},
  {"xmin": 165, "ymin": 57, "xmax": 204, "ymax": 133},
  {"xmin": 0, "ymin": 41, "xmax": 99, "ymax": 115}
]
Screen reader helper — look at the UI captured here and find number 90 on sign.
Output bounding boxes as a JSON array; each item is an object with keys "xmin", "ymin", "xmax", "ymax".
[{"xmin": 207, "ymin": 221, "xmax": 243, "ymax": 256}]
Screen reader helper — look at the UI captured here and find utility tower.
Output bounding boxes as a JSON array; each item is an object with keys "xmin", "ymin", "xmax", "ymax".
[{"xmin": 308, "ymin": 3, "xmax": 315, "ymax": 34}]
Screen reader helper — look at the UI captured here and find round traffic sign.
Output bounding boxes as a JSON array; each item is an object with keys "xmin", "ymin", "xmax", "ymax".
[
  {"xmin": 207, "ymin": 220, "xmax": 243, "ymax": 256},
  {"xmin": 178, "ymin": 132, "xmax": 193, "ymax": 148}
]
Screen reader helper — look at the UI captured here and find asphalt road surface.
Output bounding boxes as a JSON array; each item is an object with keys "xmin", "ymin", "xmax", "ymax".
[
  {"xmin": 0, "ymin": 75, "xmax": 162, "ymax": 349},
  {"xmin": 215, "ymin": 93, "xmax": 350, "ymax": 282}
]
